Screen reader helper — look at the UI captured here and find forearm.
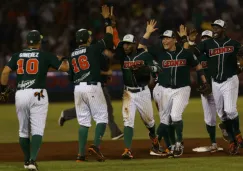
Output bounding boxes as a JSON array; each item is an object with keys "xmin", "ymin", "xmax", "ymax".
[
  {"xmin": 138, "ymin": 32, "xmax": 152, "ymax": 49},
  {"xmin": 195, "ymin": 64, "xmax": 207, "ymax": 83},
  {"xmin": 1, "ymin": 66, "xmax": 11, "ymax": 86}
]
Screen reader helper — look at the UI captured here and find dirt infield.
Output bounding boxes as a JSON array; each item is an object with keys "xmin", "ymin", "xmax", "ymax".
[{"xmin": 0, "ymin": 138, "xmax": 242, "ymax": 162}]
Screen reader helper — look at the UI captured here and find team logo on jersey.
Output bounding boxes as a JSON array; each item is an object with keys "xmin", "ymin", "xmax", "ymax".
[
  {"xmin": 201, "ymin": 61, "xmax": 208, "ymax": 69},
  {"xmin": 209, "ymin": 46, "xmax": 234, "ymax": 57},
  {"xmin": 17, "ymin": 79, "xmax": 36, "ymax": 89},
  {"xmin": 162, "ymin": 59, "xmax": 187, "ymax": 68},
  {"xmin": 123, "ymin": 60, "xmax": 144, "ymax": 69}
]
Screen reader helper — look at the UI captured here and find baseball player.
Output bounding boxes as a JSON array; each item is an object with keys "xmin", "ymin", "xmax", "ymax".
[
  {"xmin": 139, "ymin": 20, "xmax": 210, "ymax": 157},
  {"xmin": 185, "ymin": 29, "xmax": 219, "ymax": 152},
  {"xmin": 0, "ymin": 30, "xmax": 69, "ymax": 171},
  {"xmin": 58, "ymin": 49, "xmax": 123, "ymax": 140},
  {"xmin": 195, "ymin": 19, "xmax": 243, "ymax": 155},
  {"xmin": 111, "ymin": 18, "xmax": 162, "ymax": 158},
  {"xmin": 69, "ymin": 5, "xmax": 113, "ymax": 162}
]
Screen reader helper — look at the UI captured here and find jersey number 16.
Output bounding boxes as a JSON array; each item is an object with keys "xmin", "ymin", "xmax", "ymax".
[{"xmin": 72, "ymin": 55, "xmax": 90, "ymax": 73}]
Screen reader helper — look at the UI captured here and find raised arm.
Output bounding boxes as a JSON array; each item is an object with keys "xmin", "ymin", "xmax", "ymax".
[
  {"xmin": 177, "ymin": 25, "xmax": 189, "ymax": 49},
  {"xmin": 138, "ymin": 20, "xmax": 158, "ymax": 49}
]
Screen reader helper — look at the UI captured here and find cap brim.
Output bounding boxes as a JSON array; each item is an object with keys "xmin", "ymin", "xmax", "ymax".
[
  {"xmin": 211, "ymin": 23, "xmax": 224, "ymax": 28},
  {"xmin": 120, "ymin": 40, "xmax": 135, "ymax": 44},
  {"xmin": 159, "ymin": 35, "xmax": 174, "ymax": 39}
]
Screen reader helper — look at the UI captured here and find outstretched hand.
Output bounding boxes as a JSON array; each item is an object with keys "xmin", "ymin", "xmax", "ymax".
[
  {"xmin": 177, "ymin": 24, "xmax": 187, "ymax": 37},
  {"xmin": 101, "ymin": 5, "xmax": 110, "ymax": 19},
  {"xmin": 146, "ymin": 20, "xmax": 158, "ymax": 34}
]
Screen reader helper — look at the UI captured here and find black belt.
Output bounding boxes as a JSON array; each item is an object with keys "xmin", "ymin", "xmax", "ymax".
[
  {"xmin": 161, "ymin": 84, "xmax": 185, "ymax": 89},
  {"xmin": 124, "ymin": 86, "xmax": 145, "ymax": 93},
  {"xmin": 87, "ymin": 82, "xmax": 98, "ymax": 85},
  {"xmin": 213, "ymin": 78, "xmax": 227, "ymax": 83}
]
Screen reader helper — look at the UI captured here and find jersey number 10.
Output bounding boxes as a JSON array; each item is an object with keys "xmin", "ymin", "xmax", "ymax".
[
  {"xmin": 17, "ymin": 58, "xmax": 39, "ymax": 74},
  {"xmin": 72, "ymin": 55, "xmax": 90, "ymax": 73}
]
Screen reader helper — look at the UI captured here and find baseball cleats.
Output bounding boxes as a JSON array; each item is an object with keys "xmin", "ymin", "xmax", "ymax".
[
  {"xmin": 209, "ymin": 143, "xmax": 218, "ymax": 153},
  {"xmin": 150, "ymin": 145, "xmax": 164, "ymax": 156},
  {"xmin": 173, "ymin": 142, "xmax": 184, "ymax": 157},
  {"xmin": 76, "ymin": 154, "xmax": 87, "ymax": 162},
  {"xmin": 122, "ymin": 148, "xmax": 133, "ymax": 159},
  {"xmin": 111, "ymin": 133, "xmax": 124, "ymax": 140},
  {"xmin": 58, "ymin": 111, "xmax": 65, "ymax": 126},
  {"xmin": 149, "ymin": 135, "xmax": 160, "ymax": 152},
  {"xmin": 236, "ymin": 134, "xmax": 243, "ymax": 148},
  {"xmin": 24, "ymin": 161, "xmax": 29, "ymax": 169},
  {"xmin": 88, "ymin": 144, "xmax": 105, "ymax": 162},
  {"xmin": 228, "ymin": 142, "xmax": 239, "ymax": 155},
  {"xmin": 28, "ymin": 160, "xmax": 39, "ymax": 171},
  {"xmin": 218, "ymin": 123, "xmax": 229, "ymax": 142}
]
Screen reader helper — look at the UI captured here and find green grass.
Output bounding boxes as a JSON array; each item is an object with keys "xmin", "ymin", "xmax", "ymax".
[
  {"xmin": 1, "ymin": 97, "xmax": 243, "ymax": 143},
  {"xmin": 1, "ymin": 157, "xmax": 243, "ymax": 171}
]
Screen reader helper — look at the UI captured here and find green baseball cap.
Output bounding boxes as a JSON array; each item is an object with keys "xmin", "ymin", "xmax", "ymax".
[
  {"xmin": 26, "ymin": 30, "xmax": 43, "ymax": 45},
  {"xmin": 76, "ymin": 29, "xmax": 92, "ymax": 44}
]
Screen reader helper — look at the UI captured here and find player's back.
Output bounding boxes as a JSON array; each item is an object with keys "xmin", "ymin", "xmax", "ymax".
[
  {"xmin": 70, "ymin": 45, "xmax": 101, "ymax": 84},
  {"xmin": 7, "ymin": 49, "xmax": 61, "ymax": 90}
]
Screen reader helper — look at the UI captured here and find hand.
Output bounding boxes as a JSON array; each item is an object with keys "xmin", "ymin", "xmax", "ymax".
[
  {"xmin": 177, "ymin": 24, "xmax": 187, "ymax": 37},
  {"xmin": 101, "ymin": 5, "xmax": 110, "ymax": 19},
  {"xmin": 188, "ymin": 29, "xmax": 198, "ymax": 42},
  {"xmin": 146, "ymin": 20, "xmax": 158, "ymax": 34}
]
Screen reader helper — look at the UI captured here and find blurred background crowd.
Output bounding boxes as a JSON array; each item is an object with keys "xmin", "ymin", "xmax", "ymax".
[{"xmin": 0, "ymin": 0, "xmax": 243, "ymax": 69}]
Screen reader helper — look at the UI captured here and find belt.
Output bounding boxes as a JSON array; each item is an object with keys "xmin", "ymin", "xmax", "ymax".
[
  {"xmin": 76, "ymin": 82, "xmax": 100, "ymax": 86},
  {"xmin": 124, "ymin": 85, "xmax": 146, "ymax": 93},
  {"xmin": 161, "ymin": 84, "xmax": 185, "ymax": 89},
  {"xmin": 87, "ymin": 82, "xmax": 98, "ymax": 85},
  {"xmin": 213, "ymin": 78, "xmax": 227, "ymax": 83}
]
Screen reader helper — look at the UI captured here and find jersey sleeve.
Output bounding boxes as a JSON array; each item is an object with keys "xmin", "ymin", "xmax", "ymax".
[
  {"xmin": 6, "ymin": 54, "xmax": 18, "ymax": 71},
  {"xmin": 94, "ymin": 33, "xmax": 113, "ymax": 52},
  {"xmin": 188, "ymin": 51, "xmax": 199, "ymax": 67},
  {"xmin": 114, "ymin": 42, "xmax": 125, "ymax": 61},
  {"xmin": 195, "ymin": 41, "xmax": 205, "ymax": 57},
  {"xmin": 48, "ymin": 53, "xmax": 62, "ymax": 70},
  {"xmin": 147, "ymin": 45, "xmax": 159, "ymax": 58}
]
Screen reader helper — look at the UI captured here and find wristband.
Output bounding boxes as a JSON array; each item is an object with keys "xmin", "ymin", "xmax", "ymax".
[
  {"xmin": 140, "ymin": 37, "xmax": 149, "ymax": 46},
  {"xmin": 181, "ymin": 35, "xmax": 188, "ymax": 44},
  {"xmin": 104, "ymin": 18, "xmax": 112, "ymax": 27}
]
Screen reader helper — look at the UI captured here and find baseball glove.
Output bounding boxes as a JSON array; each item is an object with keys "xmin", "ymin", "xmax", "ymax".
[
  {"xmin": 0, "ymin": 86, "xmax": 15, "ymax": 102},
  {"xmin": 197, "ymin": 83, "xmax": 211, "ymax": 96}
]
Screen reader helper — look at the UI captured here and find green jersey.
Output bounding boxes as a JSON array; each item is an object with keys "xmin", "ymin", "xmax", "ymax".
[
  {"xmin": 69, "ymin": 33, "xmax": 113, "ymax": 84},
  {"xmin": 148, "ymin": 44, "xmax": 199, "ymax": 88},
  {"xmin": 6, "ymin": 48, "xmax": 62, "ymax": 90},
  {"xmin": 115, "ymin": 43, "xmax": 156, "ymax": 87},
  {"xmin": 197, "ymin": 36, "xmax": 241, "ymax": 82}
]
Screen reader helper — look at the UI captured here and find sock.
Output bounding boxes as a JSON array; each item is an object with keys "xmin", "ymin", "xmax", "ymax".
[
  {"xmin": 206, "ymin": 124, "xmax": 216, "ymax": 143},
  {"xmin": 30, "ymin": 135, "xmax": 42, "ymax": 161},
  {"xmin": 173, "ymin": 120, "xmax": 183, "ymax": 142},
  {"xmin": 94, "ymin": 123, "xmax": 106, "ymax": 147},
  {"xmin": 148, "ymin": 124, "xmax": 156, "ymax": 138},
  {"xmin": 168, "ymin": 124, "xmax": 176, "ymax": 145},
  {"xmin": 19, "ymin": 137, "xmax": 30, "ymax": 162},
  {"xmin": 232, "ymin": 116, "xmax": 241, "ymax": 136},
  {"xmin": 223, "ymin": 120, "xmax": 235, "ymax": 143},
  {"xmin": 124, "ymin": 126, "xmax": 133, "ymax": 149},
  {"xmin": 78, "ymin": 126, "xmax": 89, "ymax": 156},
  {"xmin": 157, "ymin": 123, "xmax": 171, "ymax": 148}
]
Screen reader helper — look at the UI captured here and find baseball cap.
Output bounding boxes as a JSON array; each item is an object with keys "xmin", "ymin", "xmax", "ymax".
[
  {"xmin": 201, "ymin": 30, "xmax": 213, "ymax": 38},
  {"xmin": 121, "ymin": 34, "xmax": 136, "ymax": 43},
  {"xmin": 159, "ymin": 30, "xmax": 175, "ymax": 38},
  {"xmin": 211, "ymin": 19, "xmax": 226, "ymax": 28},
  {"xmin": 76, "ymin": 29, "xmax": 92, "ymax": 43},
  {"xmin": 26, "ymin": 30, "xmax": 43, "ymax": 45}
]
